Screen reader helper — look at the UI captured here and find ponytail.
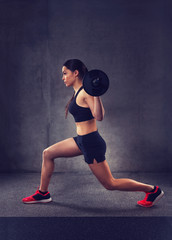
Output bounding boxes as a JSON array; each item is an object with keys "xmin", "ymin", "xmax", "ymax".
[{"xmin": 65, "ymin": 92, "xmax": 75, "ymax": 119}]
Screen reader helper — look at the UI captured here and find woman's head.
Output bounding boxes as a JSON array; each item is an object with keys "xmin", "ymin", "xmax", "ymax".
[
  {"xmin": 63, "ymin": 59, "xmax": 88, "ymax": 117},
  {"xmin": 62, "ymin": 59, "xmax": 88, "ymax": 87}
]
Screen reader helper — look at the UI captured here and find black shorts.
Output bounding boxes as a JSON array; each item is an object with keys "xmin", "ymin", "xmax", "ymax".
[{"xmin": 73, "ymin": 131, "xmax": 106, "ymax": 164}]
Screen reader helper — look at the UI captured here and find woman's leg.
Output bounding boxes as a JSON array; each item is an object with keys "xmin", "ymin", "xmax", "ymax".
[
  {"xmin": 40, "ymin": 138, "xmax": 82, "ymax": 192},
  {"xmin": 89, "ymin": 159, "xmax": 154, "ymax": 192}
]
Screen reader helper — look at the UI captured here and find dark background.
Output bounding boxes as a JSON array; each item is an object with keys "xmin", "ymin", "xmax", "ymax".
[
  {"xmin": 0, "ymin": 0, "xmax": 172, "ymax": 174},
  {"xmin": 0, "ymin": 1, "xmax": 172, "ymax": 239}
]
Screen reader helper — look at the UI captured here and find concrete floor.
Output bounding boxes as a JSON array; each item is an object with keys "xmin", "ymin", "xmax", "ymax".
[{"xmin": 0, "ymin": 172, "xmax": 171, "ymax": 217}]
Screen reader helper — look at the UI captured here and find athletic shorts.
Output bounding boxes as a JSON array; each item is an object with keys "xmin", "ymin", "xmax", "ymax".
[{"xmin": 73, "ymin": 130, "xmax": 106, "ymax": 164}]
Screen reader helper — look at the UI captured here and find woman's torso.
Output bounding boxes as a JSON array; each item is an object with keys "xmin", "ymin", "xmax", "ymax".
[
  {"xmin": 76, "ymin": 118, "xmax": 97, "ymax": 135},
  {"xmin": 70, "ymin": 86, "xmax": 97, "ymax": 135}
]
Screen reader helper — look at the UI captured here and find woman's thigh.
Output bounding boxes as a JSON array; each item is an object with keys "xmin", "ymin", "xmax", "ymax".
[
  {"xmin": 88, "ymin": 160, "xmax": 114, "ymax": 186},
  {"xmin": 45, "ymin": 138, "xmax": 82, "ymax": 159}
]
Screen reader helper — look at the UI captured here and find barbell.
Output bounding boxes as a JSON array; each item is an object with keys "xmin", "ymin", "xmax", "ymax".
[{"xmin": 83, "ymin": 69, "xmax": 109, "ymax": 96}]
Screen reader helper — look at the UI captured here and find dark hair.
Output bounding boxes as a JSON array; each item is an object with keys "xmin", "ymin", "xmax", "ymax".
[{"xmin": 64, "ymin": 59, "xmax": 88, "ymax": 118}]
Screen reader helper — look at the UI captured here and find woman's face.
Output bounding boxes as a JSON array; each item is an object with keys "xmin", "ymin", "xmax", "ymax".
[{"xmin": 62, "ymin": 66, "xmax": 78, "ymax": 87}]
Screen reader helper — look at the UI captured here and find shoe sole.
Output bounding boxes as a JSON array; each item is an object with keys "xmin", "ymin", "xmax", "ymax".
[
  {"xmin": 138, "ymin": 191, "xmax": 164, "ymax": 208},
  {"xmin": 23, "ymin": 197, "xmax": 52, "ymax": 204}
]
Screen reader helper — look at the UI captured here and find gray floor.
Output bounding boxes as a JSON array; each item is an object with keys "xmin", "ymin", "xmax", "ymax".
[{"xmin": 0, "ymin": 172, "xmax": 171, "ymax": 217}]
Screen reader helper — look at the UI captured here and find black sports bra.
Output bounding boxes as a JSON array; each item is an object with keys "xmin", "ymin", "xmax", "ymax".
[{"xmin": 68, "ymin": 86, "xmax": 94, "ymax": 122}]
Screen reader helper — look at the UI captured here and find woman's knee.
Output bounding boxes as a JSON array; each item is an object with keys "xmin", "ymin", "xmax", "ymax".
[
  {"xmin": 42, "ymin": 148, "xmax": 54, "ymax": 160},
  {"xmin": 102, "ymin": 178, "xmax": 117, "ymax": 191}
]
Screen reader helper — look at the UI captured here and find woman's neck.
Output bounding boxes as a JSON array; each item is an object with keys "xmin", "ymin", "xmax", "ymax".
[{"xmin": 73, "ymin": 81, "xmax": 83, "ymax": 93}]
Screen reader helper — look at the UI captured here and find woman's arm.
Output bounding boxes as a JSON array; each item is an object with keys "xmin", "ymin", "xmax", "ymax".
[
  {"xmin": 93, "ymin": 96, "xmax": 105, "ymax": 121},
  {"xmin": 84, "ymin": 92, "xmax": 105, "ymax": 121}
]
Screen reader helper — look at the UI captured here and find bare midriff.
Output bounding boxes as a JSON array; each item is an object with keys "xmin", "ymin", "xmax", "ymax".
[{"xmin": 76, "ymin": 118, "xmax": 97, "ymax": 135}]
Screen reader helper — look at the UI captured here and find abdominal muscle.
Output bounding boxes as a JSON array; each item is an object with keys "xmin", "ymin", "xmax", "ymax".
[{"xmin": 76, "ymin": 118, "xmax": 97, "ymax": 135}]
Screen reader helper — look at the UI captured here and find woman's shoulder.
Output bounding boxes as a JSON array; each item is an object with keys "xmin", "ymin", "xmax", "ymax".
[{"xmin": 80, "ymin": 87, "xmax": 93, "ymax": 100}]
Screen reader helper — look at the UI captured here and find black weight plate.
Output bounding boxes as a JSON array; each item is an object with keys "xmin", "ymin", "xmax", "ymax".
[{"xmin": 83, "ymin": 69, "xmax": 109, "ymax": 96}]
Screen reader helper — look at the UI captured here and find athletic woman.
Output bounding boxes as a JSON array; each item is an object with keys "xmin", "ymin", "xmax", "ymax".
[{"xmin": 22, "ymin": 59, "xmax": 164, "ymax": 207}]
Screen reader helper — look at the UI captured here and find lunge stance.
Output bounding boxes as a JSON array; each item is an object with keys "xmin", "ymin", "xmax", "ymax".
[{"xmin": 22, "ymin": 59, "xmax": 164, "ymax": 207}]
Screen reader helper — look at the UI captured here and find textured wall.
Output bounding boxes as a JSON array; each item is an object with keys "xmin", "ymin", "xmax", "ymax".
[{"xmin": 0, "ymin": 0, "xmax": 172, "ymax": 173}]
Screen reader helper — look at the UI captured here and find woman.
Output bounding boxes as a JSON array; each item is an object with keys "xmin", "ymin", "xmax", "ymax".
[{"xmin": 22, "ymin": 59, "xmax": 164, "ymax": 207}]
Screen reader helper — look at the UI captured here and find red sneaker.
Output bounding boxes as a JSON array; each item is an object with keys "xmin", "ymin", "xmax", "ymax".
[
  {"xmin": 22, "ymin": 188, "xmax": 52, "ymax": 204},
  {"xmin": 137, "ymin": 186, "xmax": 164, "ymax": 207}
]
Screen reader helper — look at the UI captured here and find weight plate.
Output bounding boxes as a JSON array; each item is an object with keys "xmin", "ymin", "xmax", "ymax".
[{"xmin": 83, "ymin": 69, "xmax": 109, "ymax": 96}]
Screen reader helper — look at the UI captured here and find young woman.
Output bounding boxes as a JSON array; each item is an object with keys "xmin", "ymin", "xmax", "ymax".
[{"xmin": 22, "ymin": 59, "xmax": 164, "ymax": 207}]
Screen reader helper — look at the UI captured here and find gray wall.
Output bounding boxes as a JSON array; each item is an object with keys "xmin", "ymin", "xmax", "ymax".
[{"xmin": 0, "ymin": 0, "xmax": 172, "ymax": 173}]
